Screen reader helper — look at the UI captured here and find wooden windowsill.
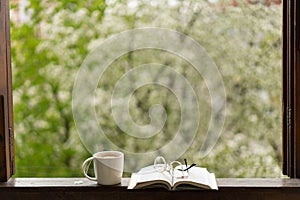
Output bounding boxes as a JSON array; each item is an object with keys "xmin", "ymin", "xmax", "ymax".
[
  {"xmin": 1, "ymin": 178, "xmax": 300, "ymax": 200},
  {"xmin": 0, "ymin": 178, "xmax": 300, "ymax": 188}
]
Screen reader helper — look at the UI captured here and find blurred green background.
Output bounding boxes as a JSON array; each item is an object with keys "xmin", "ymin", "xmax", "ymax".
[{"xmin": 10, "ymin": 0, "xmax": 282, "ymax": 177}]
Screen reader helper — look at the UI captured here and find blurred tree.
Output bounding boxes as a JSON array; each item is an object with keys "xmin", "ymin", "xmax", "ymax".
[
  {"xmin": 11, "ymin": 0, "xmax": 107, "ymax": 177},
  {"xmin": 89, "ymin": 0, "xmax": 282, "ymax": 177},
  {"xmin": 11, "ymin": 0, "xmax": 282, "ymax": 177}
]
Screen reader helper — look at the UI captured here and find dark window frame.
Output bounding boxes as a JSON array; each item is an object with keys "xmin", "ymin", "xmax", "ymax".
[
  {"xmin": 0, "ymin": 0, "xmax": 298, "ymax": 181},
  {"xmin": 282, "ymin": 0, "xmax": 300, "ymax": 178},
  {"xmin": 0, "ymin": 0, "xmax": 14, "ymax": 182}
]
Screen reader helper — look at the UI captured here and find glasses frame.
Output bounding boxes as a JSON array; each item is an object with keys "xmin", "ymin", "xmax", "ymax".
[{"xmin": 153, "ymin": 156, "xmax": 188, "ymax": 178}]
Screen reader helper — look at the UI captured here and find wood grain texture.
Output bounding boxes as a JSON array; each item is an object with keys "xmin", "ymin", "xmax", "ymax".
[
  {"xmin": 1, "ymin": 178, "xmax": 300, "ymax": 200},
  {"xmin": 0, "ymin": 0, "xmax": 9, "ymax": 182},
  {"xmin": 281, "ymin": 0, "xmax": 300, "ymax": 178},
  {"xmin": 1, "ymin": 178, "xmax": 300, "ymax": 188},
  {"xmin": 284, "ymin": 0, "xmax": 294, "ymax": 177},
  {"xmin": 282, "ymin": 0, "xmax": 288, "ymax": 176},
  {"xmin": 5, "ymin": 0, "xmax": 14, "ymax": 177},
  {"xmin": 294, "ymin": 0, "xmax": 300, "ymax": 178},
  {"xmin": 0, "ymin": 0, "xmax": 14, "ymax": 182}
]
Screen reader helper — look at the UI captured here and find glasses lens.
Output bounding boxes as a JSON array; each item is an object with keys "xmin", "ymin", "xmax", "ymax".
[
  {"xmin": 153, "ymin": 156, "xmax": 166, "ymax": 172},
  {"xmin": 170, "ymin": 161, "xmax": 187, "ymax": 178}
]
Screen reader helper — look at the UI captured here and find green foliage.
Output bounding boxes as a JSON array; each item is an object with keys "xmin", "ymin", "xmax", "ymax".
[
  {"xmin": 11, "ymin": 0, "xmax": 106, "ymax": 177},
  {"xmin": 11, "ymin": 0, "xmax": 282, "ymax": 177}
]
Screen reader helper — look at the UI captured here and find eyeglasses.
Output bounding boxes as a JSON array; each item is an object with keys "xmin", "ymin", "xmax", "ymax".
[{"xmin": 153, "ymin": 156, "xmax": 196, "ymax": 178}]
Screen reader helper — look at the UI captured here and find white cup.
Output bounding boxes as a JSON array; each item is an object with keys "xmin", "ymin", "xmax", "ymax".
[{"xmin": 82, "ymin": 151, "xmax": 124, "ymax": 185}]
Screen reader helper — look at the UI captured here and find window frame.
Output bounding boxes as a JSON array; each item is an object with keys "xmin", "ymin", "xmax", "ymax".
[
  {"xmin": 0, "ymin": 0, "xmax": 15, "ymax": 182},
  {"xmin": 282, "ymin": 0, "xmax": 300, "ymax": 178},
  {"xmin": 0, "ymin": 0, "xmax": 297, "ymax": 181}
]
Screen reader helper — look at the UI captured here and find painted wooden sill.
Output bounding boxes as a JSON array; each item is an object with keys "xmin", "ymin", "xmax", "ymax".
[{"xmin": 1, "ymin": 178, "xmax": 300, "ymax": 200}]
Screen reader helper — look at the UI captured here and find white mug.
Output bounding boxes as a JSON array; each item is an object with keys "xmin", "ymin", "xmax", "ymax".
[{"xmin": 82, "ymin": 151, "xmax": 124, "ymax": 185}]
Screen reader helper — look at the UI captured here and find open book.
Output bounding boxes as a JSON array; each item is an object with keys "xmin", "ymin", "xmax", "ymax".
[{"xmin": 128, "ymin": 165, "xmax": 218, "ymax": 190}]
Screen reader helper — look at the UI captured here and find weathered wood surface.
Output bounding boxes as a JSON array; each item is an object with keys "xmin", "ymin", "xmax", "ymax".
[{"xmin": 1, "ymin": 178, "xmax": 300, "ymax": 200}]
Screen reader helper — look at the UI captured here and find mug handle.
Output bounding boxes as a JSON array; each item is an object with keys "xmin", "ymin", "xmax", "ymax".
[{"xmin": 82, "ymin": 157, "xmax": 97, "ymax": 181}]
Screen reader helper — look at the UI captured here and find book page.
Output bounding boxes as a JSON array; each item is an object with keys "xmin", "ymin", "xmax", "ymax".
[
  {"xmin": 127, "ymin": 173, "xmax": 141, "ymax": 189},
  {"xmin": 128, "ymin": 165, "xmax": 172, "ymax": 189},
  {"xmin": 173, "ymin": 167, "xmax": 218, "ymax": 190},
  {"xmin": 138, "ymin": 165, "xmax": 172, "ymax": 184},
  {"xmin": 208, "ymin": 173, "xmax": 218, "ymax": 190}
]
